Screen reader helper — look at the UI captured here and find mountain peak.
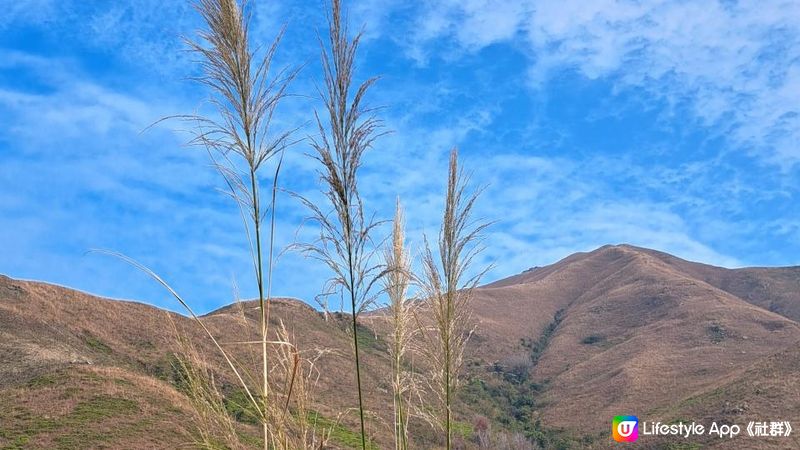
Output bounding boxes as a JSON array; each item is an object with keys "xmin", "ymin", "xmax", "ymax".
[{"xmin": 2, "ymin": 245, "xmax": 800, "ymax": 448}]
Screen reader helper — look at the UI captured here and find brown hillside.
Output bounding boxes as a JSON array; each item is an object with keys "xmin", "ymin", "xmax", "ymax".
[
  {"xmin": 2, "ymin": 244, "xmax": 799, "ymax": 449},
  {"xmin": 616, "ymin": 245, "xmax": 800, "ymax": 322},
  {"xmin": 0, "ymin": 275, "xmax": 398, "ymax": 449}
]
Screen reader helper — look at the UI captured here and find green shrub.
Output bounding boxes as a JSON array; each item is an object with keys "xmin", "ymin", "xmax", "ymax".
[{"xmin": 581, "ymin": 335, "xmax": 605, "ymax": 345}]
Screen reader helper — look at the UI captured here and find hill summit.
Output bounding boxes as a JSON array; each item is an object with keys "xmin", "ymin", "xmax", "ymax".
[{"xmin": 1, "ymin": 245, "xmax": 798, "ymax": 448}]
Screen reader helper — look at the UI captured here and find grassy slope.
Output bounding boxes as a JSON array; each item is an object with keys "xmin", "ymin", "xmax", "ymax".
[
  {"xmin": 2, "ymin": 244, "xmax": 800, "ymax": 449},
  {"xmin": 0, "ymin": 275, "xmax": 397, "ymax": 449},
  {"xmin": 0, "ymin": 366, "xmax": 194, "ymax": 449}
]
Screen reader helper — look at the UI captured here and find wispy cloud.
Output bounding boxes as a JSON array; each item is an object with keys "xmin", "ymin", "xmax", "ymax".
[
  {"xmin": 1, "ymin": 0, "xmax": 797, "ymax": 312},
  {"xmin": 399, "ymin": 0, "xmax": 800, "ymax": 167}
]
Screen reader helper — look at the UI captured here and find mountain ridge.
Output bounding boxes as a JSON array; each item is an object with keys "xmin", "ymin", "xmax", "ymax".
[{"xmin": 2, "ymin": 244, "xmax": 798, "ymax": 449}]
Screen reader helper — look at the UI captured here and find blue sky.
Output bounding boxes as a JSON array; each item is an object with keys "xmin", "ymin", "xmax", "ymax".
[{"xmin": 1, "ymin": 0, "xmax": 799, "ymax": 313}]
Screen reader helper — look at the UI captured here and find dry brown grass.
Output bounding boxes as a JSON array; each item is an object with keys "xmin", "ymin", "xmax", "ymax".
[
  {"xmin": 4, "ymin": 241, "xmax": 800, "ymax": 448},
  {"xmin": 383, "ymin": 199, "xmax": 415, "ymax": 450},
  {"xmin": 417, "ymin": 148, "xmax": 490, "ymax": 449},
  {"xmin": 0, "ymin": 275, "xmax": 385, "ymax": 447},
  {"xmin": 171, "ymin": 327, "xmax": 245, "ymax": 450},
  {"xmin": 110, "ymin": 0, "xmax": 314, "ymax": 447},
  {"xmin": 295, "ymin": 0, "xmax": 387, "ymax": 447},
  {"xmin": 183, "ymin": 2, "xmax": 299, "ymax": 438}
]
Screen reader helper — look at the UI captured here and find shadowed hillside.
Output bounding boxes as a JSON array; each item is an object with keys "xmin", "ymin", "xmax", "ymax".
[{"xmin": 2, "ymin": 244, "xmax": 799, "ymax": 449}]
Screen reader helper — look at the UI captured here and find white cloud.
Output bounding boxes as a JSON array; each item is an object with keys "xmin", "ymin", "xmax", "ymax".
[
  {"xmin": 399, "ymin": 0, "xmax": 800, "ymax": 167},
  {"xmin": 2, "ymin": 0, "xmax": 792, "ymax": 312},
  {"xmin": 0, "ymin": 83, "xmax": 153, "ymax": 143},
  {"xmin": 465, "ymin": 154, "xmax": 746, "ymax": 279}
]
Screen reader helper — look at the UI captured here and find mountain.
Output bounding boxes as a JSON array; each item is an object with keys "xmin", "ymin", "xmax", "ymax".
[
  {"xmin": 1, "ymin": 244, "xmax": 798, "ymax": 449},
  {"xmin": 465, "ymin": 245, "xmax": 800, "ymax": 448}
]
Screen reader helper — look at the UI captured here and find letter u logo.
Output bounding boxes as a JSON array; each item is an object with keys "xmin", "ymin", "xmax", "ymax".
[
  {"xmin": 618, "ymin": 421, "xmax": 636, "ymax": 437},
  {"xmin": 613, "ymin": 416, "xmax": 639, "ymax": 442}
]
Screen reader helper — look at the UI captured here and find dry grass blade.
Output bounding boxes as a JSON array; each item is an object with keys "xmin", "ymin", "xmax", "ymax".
[
  {"xmin": 90, "ymin": 249, "xmax": 265, "ymax": 420},
  {"xmin": 383, "ymin": 199, "xmax": 415, "ymax": 450},
  {"xmin": 182, "ymin": 0, "xmax": 300, "ymax": 448},
  {"xmin": 294, "ymin": 1, "xmax": 387, "ymax": 448},
  {"xmin": 122, "ymin": 0, "xmax": 304, "ymax": 447},
  {"xmin": 271, "ymin": 320, "xmax": 333, "ymax": 450},
  {"xmin": 417, "ymin": 148, "xmax": 490, "ymax": 450},
  {"xmin": 167, "ymin": 316, "xmax": 247, "ymax": 450}
]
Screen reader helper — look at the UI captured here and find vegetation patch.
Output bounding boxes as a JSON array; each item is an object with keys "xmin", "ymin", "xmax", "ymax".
[
  {"xmin": 2, "ymin": 410, "xmax": 49, "ymax": 447},
  {"xmin": 354, "ymin": 323, "xmax": 388, "ymax": 353},
  {"xmin": 459, "ymin": 370, "xmax": 583, "ymax": 448},
  {"xmin": 80, "ymin": 331, "xmax": 112, "ymax": 355},
  {"xmin": 528, "ymin": 309, "xmax": 565, "ymax": 366},
  {"xmin": 2, "ymin": 434, "xmax": 30, "ymax": 450},
  {"xmin": 456, "ymin": 308, "xmax": 590, "ymax": 448},
  {"xmin": 679, "ymin": 386, "xmax": 727, "ymax": 409},
  {"xmin": 0, "ymin": 393, "xmax": 142, "ymax": 450},
  {"xmin": 26, "ymin": 373, "xmax": 61, "ymax": 389},
  {"xmin": 707, "ymin": 323, "xmax": 728, "ymax": 343},
  {"xmin": 306, "ymin": 410, "xmax": 378, "ymax": 450},
  {"xmin": 147, "ymin": 354, "xmax": 190, "ymax": 392},
  {"xmin": 135, "ymin": 339, "xmax": 156, "ymax": 350},
  {"xmin": 581, "ymin": 334, "xmax": 605, "ymax": 345},
  {"xmin": 460, "ymin": 375, "xmax": 541, "ymax": 429},
  {"xmin": 70, "ymin": 395, "xmax": 139, "ymax": 422},
  {"xmin": 223, "ymin": 388, "xmax": 261, "ymax": 425},
  {"xmin": 451, "ymin": 420, "xmax": 473, "ymax": 440}
]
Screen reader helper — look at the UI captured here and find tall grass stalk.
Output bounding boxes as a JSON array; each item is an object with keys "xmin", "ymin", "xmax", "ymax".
[
  {"xmin": 183, "ymin": 0, "xmax": 299, "ymax": 447},
  {"xmin": 419, "ymin": 148, "xmax": 489, "ymax": 450},
  {"xmin": 384, "ymin": 199, "xmax": 414, "ymax": 450},
  {"xmin": 101, "ymin": 0, "xmax": 303, "ymax": 447},
  {"xmin": 297, "ymin": 0, "xmax": 385, "ymax": 447}
]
